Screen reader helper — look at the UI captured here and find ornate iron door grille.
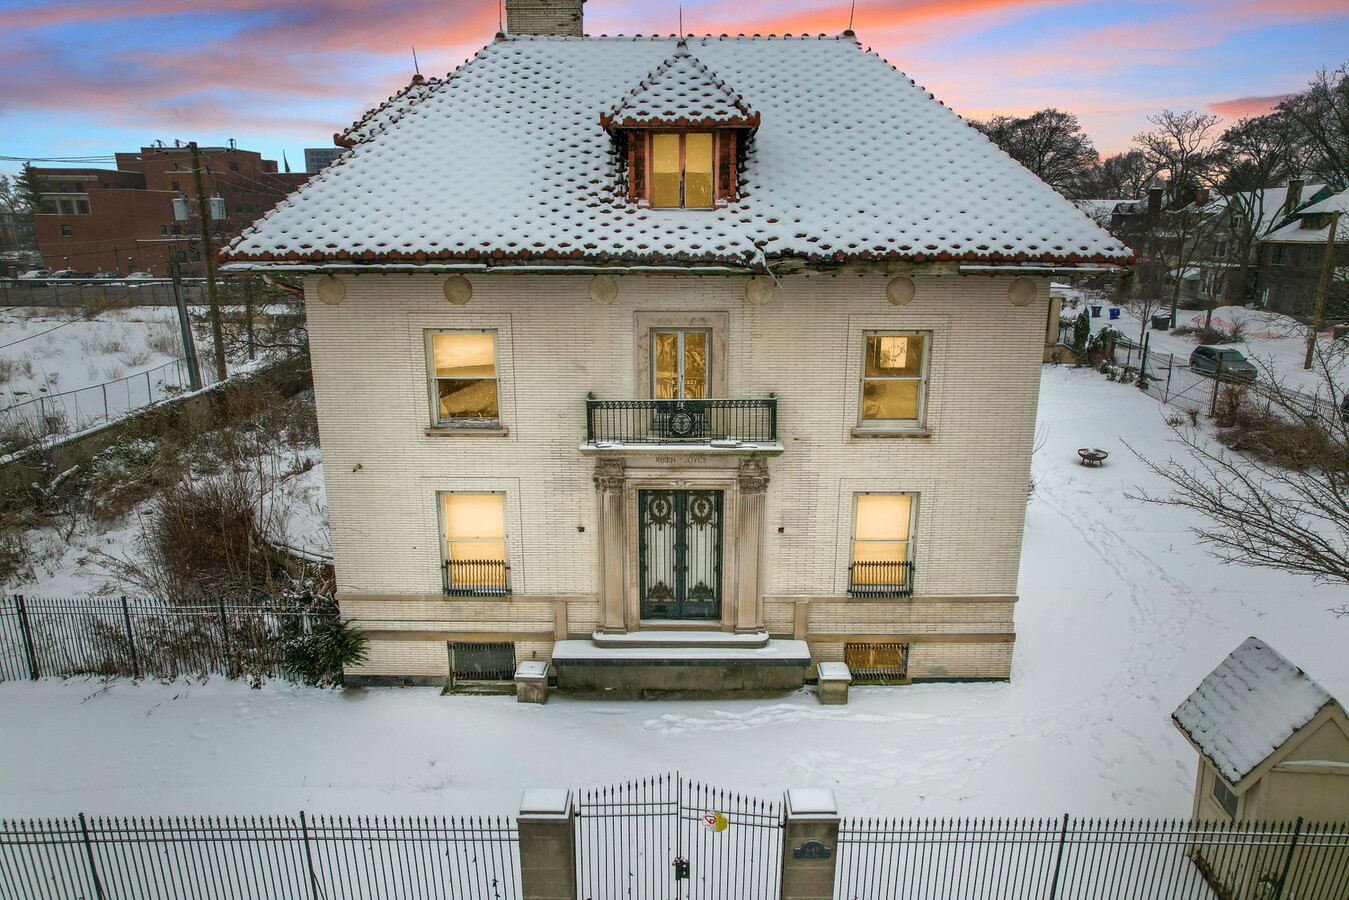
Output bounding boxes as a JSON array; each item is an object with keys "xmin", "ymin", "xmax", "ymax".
[{"xmin": 638, "ymin": 489, "xmax": 723, "ymax": 620}]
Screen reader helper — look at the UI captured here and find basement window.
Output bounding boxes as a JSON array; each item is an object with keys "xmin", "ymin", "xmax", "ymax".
[
  {"xmin": 447, "ymin": 641, "xmax": 515, "ymax": 682},
  {"xmin": 844, "ymin": 643, "xmax": 909, "ymax": 684}
]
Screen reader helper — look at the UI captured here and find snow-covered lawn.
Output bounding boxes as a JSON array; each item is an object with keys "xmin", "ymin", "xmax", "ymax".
[
  {"xmin": 0, "ymin": 305, "xmax": 185, "ymax": 406},
  {"xmin": 1, "ymin": 367, "xmax": 1345, "ymax": 819}
]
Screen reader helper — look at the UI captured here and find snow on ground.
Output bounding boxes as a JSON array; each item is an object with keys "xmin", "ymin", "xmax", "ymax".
[
  {"xmin": 1, "ymin": 367, "xmax": 1346, "ymax": 819},
  {"xmin": 0, "ymin": 305, "xmax": 185, "ymax": 406},
  {"xmin": 1058, "ymin": 285, "xmax": 1345, "ymax": 394}
]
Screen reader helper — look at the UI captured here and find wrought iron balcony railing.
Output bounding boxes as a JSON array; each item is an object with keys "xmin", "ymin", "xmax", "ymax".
[
  {"xmin": 442, "ymin": 559, "xmax": 511, "ymax": 597},
  {"xmin": 848, "ymin": 561, "xmax": 914, "ymax": 599},
  {"xmin": 585, "ymin": 398, "xmax": 777, "ymax": 445}
]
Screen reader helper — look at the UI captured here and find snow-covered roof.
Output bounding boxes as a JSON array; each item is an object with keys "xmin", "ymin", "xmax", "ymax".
[
  {"xmin": 1173, "ymin": 637, "xmax": 1340, "ymax": 786},
  {"xmin": 224, "ymin": 33, "xmax": 1130, "ymax": 268},
  {"xmin": 601, "ymin": 41, "xmax": 758, "ymax": 129},
  {"xmin": 1230, "ymin": 183, "xmax": 1329, "ymax": 238},
  {"xmin": 1264, "ymin": 188, "xmax": 1349, "ymax": 243},
  {"xmin": 336, "ymin": 75, "xmax": 446, "ymax": 148}
]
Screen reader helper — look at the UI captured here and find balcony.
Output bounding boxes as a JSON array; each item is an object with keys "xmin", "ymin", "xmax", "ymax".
[
  {"xmin": 442, "ymin": 559, "xmax": 511, "ymax": 597},
  {"xmin": 848, "ymin": 561, "xmax": 914, "ymax": 599},
  {"xmin": 584, "ymin": 398, "xmax": 778, "ymax": 448}
]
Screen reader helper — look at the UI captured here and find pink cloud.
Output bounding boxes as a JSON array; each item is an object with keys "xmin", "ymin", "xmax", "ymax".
[{"xmin": 1207, "ymin": 94, "xmax": 1298, "ymax": 118}]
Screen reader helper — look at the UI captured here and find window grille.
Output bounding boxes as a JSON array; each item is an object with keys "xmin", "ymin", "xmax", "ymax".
[
  {"xmin": 844, "ymin": 643, "xmax": 909, "ymax": 684},
  {"xmin": 448, "ymin": 642, "xmax": 515, "ymax": 682}
]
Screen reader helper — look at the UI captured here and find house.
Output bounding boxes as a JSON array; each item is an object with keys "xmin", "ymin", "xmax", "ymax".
[
  {"xmin": 1256, "ymin": 185, "xmax": 1348, "ymax": 317},
  {"xmin": 30, "ymin": 145, "xmax": 308, "ymax": 276},
  {"xmin": 220, "ymin": 0, "xmax": 1131, "ymax": 693}
]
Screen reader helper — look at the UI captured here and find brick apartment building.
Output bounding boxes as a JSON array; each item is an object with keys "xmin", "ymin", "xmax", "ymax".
[{"xmin": 32, "ymin": 145, "xmax": 309, "ymax": 277}]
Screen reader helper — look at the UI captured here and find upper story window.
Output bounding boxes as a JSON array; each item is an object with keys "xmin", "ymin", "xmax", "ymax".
[
  {"xmin": 428, "ymin": 331, "xmax": 499, "ymax": 427},
  {"xmin": 651, "ymin": 133, "xmax": 714, "ymax": 208},
  {"xmin": 861, "ymin": 333, "xmax": 929, "ymax": 426}
]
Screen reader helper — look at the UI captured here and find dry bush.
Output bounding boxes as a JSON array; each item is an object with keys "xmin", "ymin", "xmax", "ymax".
[
  {"xmin": 1212, "ymin": 386, "xmax": 1349, "ymax": 472},
  {"xmin": 1172, "ymin": 322, "xmax": 1246, "ymax": 345},
  {"xmin": 146, "ymin": 323, "xmax": 181, "ymax": 357},
  {"xmin": 84, "ymin": 436, "xmax": 178, "ymax": 523}
]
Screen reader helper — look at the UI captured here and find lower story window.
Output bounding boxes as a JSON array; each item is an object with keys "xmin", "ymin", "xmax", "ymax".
[
  {"xmin": 441, "ymin": 492, "xmax": 509, "ymax": 596},
  {"xmin": 1212, "ymin": 773, "xmax": 1238, "ymax": 818},
  {"xmin": 850, "ymin": 493, "xmax": 914, "ymax": 598}
]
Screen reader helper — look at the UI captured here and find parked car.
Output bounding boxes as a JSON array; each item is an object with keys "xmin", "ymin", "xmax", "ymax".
[
  {"xmin": 48, "ymin": 269, "xmax": 80, "ymax": 279},
  {"xmin": 17, "ymin": 269, "xmax": 51, "ymax": 282},
  {"xmin": 123, "ymin": 271, "xmax": 156, "ymax": 280},
  {"xmin": 92, "ymin": 272, "xmax": 122, "ymax": 280},
  {"xmin": 1189, "ymin": 346, "xmax": 1258, "ymax": 382}
]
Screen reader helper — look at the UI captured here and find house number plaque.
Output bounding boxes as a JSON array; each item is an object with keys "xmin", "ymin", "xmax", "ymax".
[{"xmin": 793, "ymin": 840, "xmax": 831, "ymax": 859}]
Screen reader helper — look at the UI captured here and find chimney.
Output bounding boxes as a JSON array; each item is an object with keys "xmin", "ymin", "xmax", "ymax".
[
  {"xmin": 1193, "ymin": 187, "xmax": 1209, "ymax": 207},
  {"xmin": 505, "ymin": 0, "xmax": 584, "ymax": 36},
  {"xmin": 1147, "ymin": 187, "xmax": 1163, "ymax": 217},
  {"xmin": 1284, "ymin": 178, "xmax": 1304, "ymax": 217}
]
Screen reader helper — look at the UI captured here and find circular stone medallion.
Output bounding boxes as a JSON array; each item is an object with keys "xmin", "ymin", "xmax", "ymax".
[
  {"xmin": 886, "ymin": 276, "xmax": 916, "ymax": 306},
  {"xmin": 443, "ymin": 275, "xmax": 473, "ymax": 305},
  {"xmin": 1008, "ymin": 277, "xmax": 1037, "ymax": 307},
  {"xmin": 589, "ymin": 274, "xmax": 618, "ymax": 305},
  {"xmin": 316, "ymin": 275, "xmax": 345, "ymax": 305},
  {"xmin": 745, "ymin": 275, "xmax": 776, "ymax": 306}
]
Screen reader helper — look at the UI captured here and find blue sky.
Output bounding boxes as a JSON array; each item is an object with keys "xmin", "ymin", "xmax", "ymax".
[{"xmin": 1, "ymin": 0, "xmax": 1346, "ymax": 177}]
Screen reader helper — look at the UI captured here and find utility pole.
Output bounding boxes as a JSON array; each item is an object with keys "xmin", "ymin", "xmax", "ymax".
[
  {"xmin": 1304, "ymin": 210, "xmax": 1340, "ymax": 370},
  {"xmin": 168, "ymin": 256, "xmax": 202, "ymax": 390},
  {"xmin": 189, "ymin": 141, "xmax": 227, "ymax": 382}
]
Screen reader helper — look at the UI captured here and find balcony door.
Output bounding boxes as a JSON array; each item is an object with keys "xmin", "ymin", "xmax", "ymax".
[
  {"xmin": 638, "ymin": 489, "xmax": 723, "ymax": 620},
  {"xmin": 652, "ymin": 329, "xmax": 709, "ymax": 400}
]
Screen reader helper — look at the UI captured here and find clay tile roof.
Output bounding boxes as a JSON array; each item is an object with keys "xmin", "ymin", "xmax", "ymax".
[
  {"xmin": 223, "ymin": 34, "xmax": 1132, "ymax": 267},
  {"xmin": 601, "ymin": 40, "xmax": 759, "ymax": 130}
]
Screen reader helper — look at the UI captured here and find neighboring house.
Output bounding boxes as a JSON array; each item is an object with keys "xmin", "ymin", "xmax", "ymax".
[
  {"xmin": 221, "ymin": 0, "xmax": 1131, "ymax": 692},
  {"xmin": 1256, "ymin": 186, "xmax": 1348, "ymax": 317},
  {"xmin": 30, "ymin": 146, "xmax": 308, "ymax": 277}
]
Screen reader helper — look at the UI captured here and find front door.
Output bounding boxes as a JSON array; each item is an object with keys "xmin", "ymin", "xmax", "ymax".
[{"xmin": 638, "ymin": 489, "xmax": 723, "ymax": 620}]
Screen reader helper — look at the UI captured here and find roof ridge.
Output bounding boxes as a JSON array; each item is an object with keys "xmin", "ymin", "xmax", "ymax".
[{"xmin": 601, "ymin": 42, "xmax": 759, "ymax": 130}]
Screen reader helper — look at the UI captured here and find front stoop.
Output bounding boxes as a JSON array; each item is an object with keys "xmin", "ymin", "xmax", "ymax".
[{"xmin": 550, "ymin": 637, "xmax": 811, "ymax": 699}]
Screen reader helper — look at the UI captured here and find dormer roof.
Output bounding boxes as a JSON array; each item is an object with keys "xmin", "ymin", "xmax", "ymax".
[{"xmin": 600, "ymin": 41, "xmax": 759, "ymax": 130}]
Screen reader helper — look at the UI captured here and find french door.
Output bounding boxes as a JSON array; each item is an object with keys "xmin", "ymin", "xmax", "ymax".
[
  {"xmin": 652, "ymin": 329, "xmax": 709, "ymax": 400},
  {"xmin": 638, "ymin": 489, "xmax": 723, "ymax": 620}
]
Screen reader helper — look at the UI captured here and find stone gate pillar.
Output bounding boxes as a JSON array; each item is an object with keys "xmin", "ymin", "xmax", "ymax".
[
  {"xmin": 517, "ymin": 788, "xmax": 577, "ymax": 900},
  {"xmin": 593, "ymin": 459, "xmax": 627, "ymax": 633},
  {"xmin": 734, "ymin": 458, "xmax": 769, "ymax": 633},
  {"xmin": 779, "ymin": 788, "xmax": 840, "ymax": 900}
]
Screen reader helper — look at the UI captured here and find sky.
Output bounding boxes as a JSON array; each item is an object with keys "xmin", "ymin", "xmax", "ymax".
[{"xmin": 1, "ymin": 0, "xmax": 1347, "ymax": 178}]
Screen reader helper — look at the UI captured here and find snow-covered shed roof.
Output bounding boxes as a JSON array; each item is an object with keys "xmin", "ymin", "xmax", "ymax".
[
  {"xmin": 1172, "ymin": 637, "xmax": 1341, "ymax": 786},
  {"xmin": 601, "ymin": 41, "xmax": 758, "ymax": 129},
  {"xmin": 223, "ymin": 33, "xmax": 1131, "ymax": 268}
]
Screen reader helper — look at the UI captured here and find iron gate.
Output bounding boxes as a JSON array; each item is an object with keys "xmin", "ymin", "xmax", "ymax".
[{"xmin": 575, "ymin": 774, "xmax": 782, "ymax": 899}]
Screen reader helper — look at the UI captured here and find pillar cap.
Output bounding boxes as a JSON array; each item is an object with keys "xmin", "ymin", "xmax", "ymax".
[
  {"xmin": 519, "ymin": 787, "xmax": 572, "ymax": 820},
  {"xmin": 786, "ymin": 787, "xmax": 839, "ymax": 819}
]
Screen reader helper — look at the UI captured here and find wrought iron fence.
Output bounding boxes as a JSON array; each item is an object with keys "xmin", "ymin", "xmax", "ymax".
[
  {"xmin": 574, "ymin": 773, "xmax": 783, "ymax": 900},
  {"xmin": 0, "ymin": 595, "xmax": 326, "ymax": 682},
  {"xmin": 835, "ymin": 815, "xmax": 1349, "ymax": 900},
  {"xmin": 848, "ymin": 561, "xmax": 914, "ymax": 598},
  {"xmin": 585, "ymin": 397, "xmax": 778, "ymax": 444},
  {"xmin": 0, "ymin": 812, "xmax": 520, "ymax": 900},
  {"xmin": 442, "ymin": 560, "xmax": 511, "ymax": 597}
]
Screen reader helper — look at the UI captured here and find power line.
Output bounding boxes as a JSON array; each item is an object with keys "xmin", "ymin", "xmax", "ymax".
[{"xmin": 0, "ymin": 291, "xmax": 146, "ymax": 350}]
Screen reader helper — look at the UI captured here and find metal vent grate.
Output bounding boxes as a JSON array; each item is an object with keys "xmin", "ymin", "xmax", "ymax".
[
  {"xmin": 447, "ymin": 642, "xmax": 515, "ymax": 682},
  {"xmin": 844, "ymin": 643, "xmax": 909, "ymax": 684}
]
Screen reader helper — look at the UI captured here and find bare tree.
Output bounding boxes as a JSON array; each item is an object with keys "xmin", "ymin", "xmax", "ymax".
[
  {"xmin": 1083, "ymin": 149, "xmax": 1161, "ymax": 199},
  {"xmin": 972, "ymin": 108, "xmax": 1101, "ymax": 197},
  {"xmin": 1277, "ymin": 63, "xmax": 1349, "ymax": 190},
  {"xmin": 1132, "ymin": 347, "xmax": 1349, "ymax": 604},
  {"xmin": 1134, "ymin": 110, "xmax": 1222, "ymax": 202}
]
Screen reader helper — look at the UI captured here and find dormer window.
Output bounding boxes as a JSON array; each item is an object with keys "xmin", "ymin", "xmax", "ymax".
[
  {"xmin": 602, "ymin": 41, "xmax": 759, "ymax": 210},
  {"xmin": 652, "ymin": 133, "xmax": 713, "ymax": 208}
]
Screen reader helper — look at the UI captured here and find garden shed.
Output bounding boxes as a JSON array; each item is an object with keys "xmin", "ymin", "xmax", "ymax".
[{"xmin": 1172, "ymin": 636, "xmax": 1349, "ymax": 824}]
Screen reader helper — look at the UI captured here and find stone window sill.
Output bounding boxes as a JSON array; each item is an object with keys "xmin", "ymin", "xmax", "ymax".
[
  {"xmin": 850, "ymin": 426, "xmax": 932, "ymax": 439},
  {"xmin": 425, "ymin": 425, "xmax": 509, "ymax": 437}
]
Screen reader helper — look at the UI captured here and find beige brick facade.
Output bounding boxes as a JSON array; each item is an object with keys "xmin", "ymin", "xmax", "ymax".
[{"xmin": 307, "ymin": 269, "xmax": 1043, "ymax": 683}]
